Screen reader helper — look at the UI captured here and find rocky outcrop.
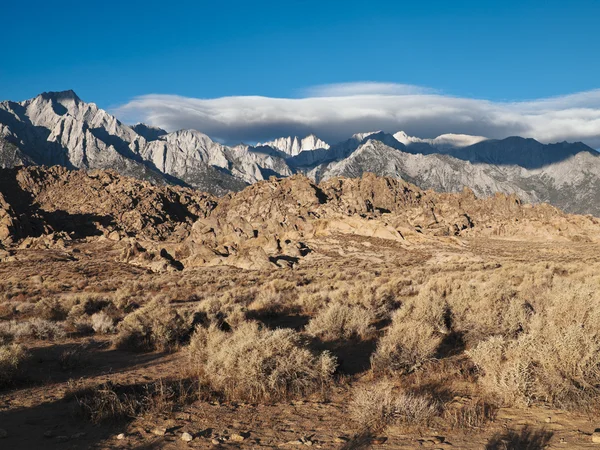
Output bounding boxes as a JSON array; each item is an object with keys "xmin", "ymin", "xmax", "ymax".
[
  {"xmin": 0, "ymin": 192, "xmax": 18, "ymax": 245},
  {"xmin": 0, "ymin": 166, "xmax": 216, "ymax": 244},
  {"xmin": 183, "ymin": 173, "xmax": 600, "ymax": 269},
  {"xmin": 1, "ymin": 166, "xmax": 599, "ymax": 270}
]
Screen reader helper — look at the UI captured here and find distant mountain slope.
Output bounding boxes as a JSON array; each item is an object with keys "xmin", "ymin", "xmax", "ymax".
[
  {"xmin": 1, "ymin": 90, "xmax": 600, "ymax": 215},
  {"xmin": 447, "ymin": 136, "xmax": 598, "ymax": 168}
]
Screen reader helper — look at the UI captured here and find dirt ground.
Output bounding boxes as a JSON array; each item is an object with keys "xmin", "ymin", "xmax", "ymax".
[{"xmin": 2, "ymin": 236, "xmax": 600, "ymax": 449}]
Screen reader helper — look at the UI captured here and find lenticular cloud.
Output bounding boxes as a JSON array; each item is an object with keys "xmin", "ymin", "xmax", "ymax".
[{"xmin": 114, "ymin": 82, "xmax": 600, "ymax": 148}]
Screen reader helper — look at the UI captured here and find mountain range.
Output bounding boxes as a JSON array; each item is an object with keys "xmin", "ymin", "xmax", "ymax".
[{"xmin": 1, "ymin": 90, "xmax": 600, "ymax": 215}]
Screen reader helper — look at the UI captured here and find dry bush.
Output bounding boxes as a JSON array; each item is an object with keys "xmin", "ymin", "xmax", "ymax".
[
  {"xmin": 0, "ymin": 343, "xmax": 27, "ymax": 387},
  {"xmin": 67, "ymin": 296, "xmax": 121, "ymax": 334},
  {"xmin": 297, "ymin": 291, "xmax": 329, "ymax": 315},
  {"xmin": 0, "ymin": 318, "xmax": 66, "ymax": 341},
  {"xmin": 305, "ymin": 302, "xmax": 375, "ymax": 341},
  {"xmin": 197, "ymin": 296, "xmax": 248, "ymax": 329},
  {"xmin": 67, "ymin": 378, "xmax": 199, "ymax": 424},
  {"xmin": 91, "ymin": 311, "xmax": 115, "ymax": 334},
  {"xmin": 371, "ymin": 312, "xmax": 443, "ymax": 374},
  {"xmin": 350, "ymin": 381, "xmax": 441, "ymax": 431},
  {"xmin": 34, "ymin": 298, "xmax": 69, "ymax": 321},
  {"xmin": 444, "ymin": 399, "xmax": 497, "ymax": 430},
  {"xmin": 349, "ymin": 380, "xmax": 396, "ymax": 430},
  {"xmin": 468, "ymin": 278, "xmax": 600, "ymax": 408},
  {"xmin": 188, "ymin": 321, "xmax": 336, "ymax": 402},
  {"xmin": 330, "ymin": 280, "xmax": 397, "ymax": 317},
  {"xmin": 113, "ymin": 298, "xmax": 188, "ymax": 352}
]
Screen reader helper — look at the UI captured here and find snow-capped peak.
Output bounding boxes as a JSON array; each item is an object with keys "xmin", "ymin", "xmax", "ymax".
[
  {"xmin": 258, "ymin": 135, "xmax": 329, "ymax": 156},
  {"xmin": 393, "ymin": 131, "xmax": 422, "ymax": 146},
  {"xmin": 393, "ymin": 131, "xmax": 488, "ymax": 150}
]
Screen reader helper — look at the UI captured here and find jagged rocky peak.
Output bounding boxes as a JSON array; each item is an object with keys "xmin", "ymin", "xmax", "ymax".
[
  {"xmin": 132, "ymin": 123, "xmax": 168, "ymax": 141},
  {"xmin": 258, "ymin": 134, "xmax": 330, "ymax": 156},
  {"xmin": 37, "ymin": 89, "xmax": 82, "ymax": 103}
]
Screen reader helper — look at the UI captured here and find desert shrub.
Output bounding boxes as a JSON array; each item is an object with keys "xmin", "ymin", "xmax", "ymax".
[
  {"xmin": 0, "ymin": 343, "xmax": 27, "ymax": 387},
  {"xmin": 350, "ymin": 381, "xmax": 441, "ymax": 431},
  {"xmin": 113, "ymin": 298, "xmax": 188, "ymax": 352},
  {"xmin": 305, "ymin": 303, "xmax": 375, "ymax": 341},
  {"xmin": 196, "ymin": 296, "xmax": 248, "ymax": 329},
  {"xmin": 91, "ymin": 312, "xmax": 115, "ymax": 334},
  {"xmin": 444, "ymin": 399, "xmax": 497, "ymax": 429},
  {"xmin": 349, "ymin": 380, "xmax": 396, "ymax": 430},
  {"xmin": 469, "ymin": 319, "xmax": 600, "ymax": 408},
  {"xmin": 67, "ymin": 296, "xmax": 113, "ymax": 319},
  {"xmin": 371, "ymin": 313, "xmax": 442, "ymax": 374},
  {"xmin": 188, "ymin": 321, "xmax": 336, "ymax": 402},
  {"xmin": 34, "ymin": 298, "xmax": 68, "ymax": 321},
  {"xmin": 67, "ymin": 379, "xmax": 199, "ymax": 424},
  {"xmin": 0, "ymin": 318, "xmax": 66, "ymax": 341},
  {"xmin": 468, "ymin": 336, "xmax": 534, "ymax": 406},
  {"xmin": 297, "ymin": 291, "xmax": 329, "ymax": 315},
  {"xmin": 467, "ymin": 278, "xmax": 600, "ymax": 409}
]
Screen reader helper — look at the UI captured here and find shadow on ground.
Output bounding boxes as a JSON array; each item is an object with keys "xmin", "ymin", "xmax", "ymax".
[{"xmin": 485, "ymin": 426, "xmax": 553, "ymax": 450}]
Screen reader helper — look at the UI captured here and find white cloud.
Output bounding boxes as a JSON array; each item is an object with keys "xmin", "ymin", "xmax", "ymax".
[
  {"xmin": 301, "ymin": 82, "xmax": 437, "ymax": 97},
  {"xmin": 114, "ymin": 82, "xmax": 600, "ymax": 148}
]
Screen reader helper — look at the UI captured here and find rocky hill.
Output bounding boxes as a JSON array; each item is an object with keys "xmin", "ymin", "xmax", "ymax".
[{"xmin": 1, "ymin": 166, "xmax": 598, "ymax": 271}]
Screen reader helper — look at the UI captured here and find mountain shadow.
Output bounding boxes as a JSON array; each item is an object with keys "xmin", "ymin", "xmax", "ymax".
[{"xmin": 446, "ymin": 136, "xmax": 598, "ymax": 169}]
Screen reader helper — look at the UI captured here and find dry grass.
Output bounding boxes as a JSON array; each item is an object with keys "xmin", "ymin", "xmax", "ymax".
[
  {"xmin": 371, "ymin": 315, "xmax": 443, "ymax": 374},
  {"xmin": 0, "ymin": 343, "xmax": 27, "ymax": 387},
  {"xmin": 113, "ymin": 298, "xmax": 188, "ymax": 352},
  {"xmin": 349, "ymin": 380, "xmax": 441, "ymax": 431},
  {"xmin": 444, "ymin": 399, "xmax": 498, "ymax": 430},
  {"xmin": 188, "ymin": 321, "xmax": 337, "ymax": 402},
  {"xmin": 91, "ymin": 311, "xmax": 115, "ymax": 334},
  {"xmin": 0, "ymin": 318, "xmax": 66, "ymax": 341},
  {"xmin": 468, "ymin": 279, "xmax": 600, "ymax": 408},
  {"xmin": 305, "ymin": 302, "xmax": 375, "ymax": 341},
  {"xmin": 66, "ymin": 378, "xmax": 199, "ymax": 424}
]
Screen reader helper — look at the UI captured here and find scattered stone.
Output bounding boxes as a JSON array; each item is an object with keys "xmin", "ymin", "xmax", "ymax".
[
  {"xmin": 107, "ymin": 230, "xmax": 122, "ymax": 241},
  {"xmin": 371, "ymin": 436, "xmax": 388, "ymax": 445},
  {"xmin": 211, "ymin": 438, "xmax": 221, "ymax": 445},
  {"xmin": 116, "ymin": 433, "xmax": 126, "ymax": 440},
  {"xmin": 334, "ymin": 436, "xmax": 349, "ymax": 443},
  {"xmin": 592, "ymin": 430, "xmax": 600, "ymax": 444},
  {"xmin": 545, "ymin": 417, "xmax": 552, "ymax": 423},
  {"xmin": 230, "ymin": 433, "xmax": 248, "ymax": 442},
  {"xmin": 432, "ymin": 436, "xmax": 445, "ymax": 444},
  {"xmin": 181, "ymin": 432, "xmax": 194, "ymax": 442},
  {"xmin": 0, "ymin": 429, "xmax": 7, "ymax": 438},
  {"xmin": 152, "ymin": 427, "xmax": 167, "ymax": 437}
]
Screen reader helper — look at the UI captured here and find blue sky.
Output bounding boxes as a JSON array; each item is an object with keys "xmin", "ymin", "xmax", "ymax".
[
  {"xmin": 2, "ymin": 0, "xmax": 599, "ymax": 105},
  {"xmin": 2, "ymin": 0, "xmax": 600, "ymax": 146}
]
